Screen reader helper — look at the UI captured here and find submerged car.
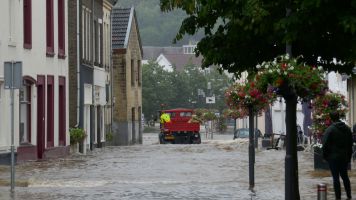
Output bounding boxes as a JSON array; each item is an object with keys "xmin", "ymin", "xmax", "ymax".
[{"xmin": 233, "ymin": 128, "xmax": 262, "ymax": 139}]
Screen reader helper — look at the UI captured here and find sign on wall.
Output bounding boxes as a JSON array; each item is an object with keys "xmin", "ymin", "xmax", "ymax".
[{"xmin": 4, "ymin": 62, "xmax": 22, "ymax": 89}]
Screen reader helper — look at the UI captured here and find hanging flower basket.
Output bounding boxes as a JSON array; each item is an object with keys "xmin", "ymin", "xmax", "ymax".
[
  {"xmin": 225, "ymin": 81, "xmax": 276, "ymax": 118},
  {"xmin": 254, "ymin": 54, "xmax": 328, "ymax": 101},
  {"xmin": 310, "ymin": 92, "xmax": 348, "ymax": 139}
]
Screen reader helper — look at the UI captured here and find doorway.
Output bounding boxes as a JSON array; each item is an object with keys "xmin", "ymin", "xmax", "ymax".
[{"xmin": 37, "ymin": 75, "xmax": 45, "ymax": 159}]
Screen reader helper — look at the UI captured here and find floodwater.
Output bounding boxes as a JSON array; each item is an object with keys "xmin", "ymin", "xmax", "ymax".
[{"xmin": 0, "ymin": 133, "xmax": 355, "ymax": 200}]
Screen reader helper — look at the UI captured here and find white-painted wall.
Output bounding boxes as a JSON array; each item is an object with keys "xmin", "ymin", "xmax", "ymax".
[
  {"xmin": 0, "ymin": 0, "xmax": 69, "ymax": 150},
  {"xmin": 156, "ymin": 54, "xmax": 173, "ymax": 72},
  {"xmin": 327, "ymin": 72, "xmax": 347, "ymax": 95}
]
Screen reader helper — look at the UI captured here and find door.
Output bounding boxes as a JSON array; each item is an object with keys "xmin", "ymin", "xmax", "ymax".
[
  {"xmin": 37, "ymin": 76, "xmax": 45, "ymax": 159},
  {"xmin": 96, "ymin": 106, "xmax": 102, "ymax": 148},
  {"xmin": 47, "ymin": 76, "xmax": 54, "ymax": 148},
  {"xmin": 58, "ymin": 76, "xmax": 66, "ymax": 146}
]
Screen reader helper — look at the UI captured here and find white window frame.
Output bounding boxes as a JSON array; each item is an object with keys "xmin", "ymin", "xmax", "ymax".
[{"xmin": 82, "ymin": 6, "xmax": 85, "ymax": 59}]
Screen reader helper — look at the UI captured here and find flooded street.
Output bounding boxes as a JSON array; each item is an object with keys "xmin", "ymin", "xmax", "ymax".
[{"xmin": 0, "ymin": 133, "xmax": 356, "ymax": 200}]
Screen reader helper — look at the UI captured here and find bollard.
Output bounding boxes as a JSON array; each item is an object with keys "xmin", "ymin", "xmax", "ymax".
[{"xmin": 317, "ymin": 183, "xmax": 327, "ymax": 200}]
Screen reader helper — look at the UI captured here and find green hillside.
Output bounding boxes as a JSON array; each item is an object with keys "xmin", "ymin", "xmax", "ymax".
[{"xmin": 117, "ymin": 0, "xmax": 202, "ymax": 46}]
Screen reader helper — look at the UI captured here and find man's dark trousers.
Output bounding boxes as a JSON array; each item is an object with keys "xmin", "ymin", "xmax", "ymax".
[{"xmin": 328, "ymin": 159, "xmax": 351, "ymax": 199}]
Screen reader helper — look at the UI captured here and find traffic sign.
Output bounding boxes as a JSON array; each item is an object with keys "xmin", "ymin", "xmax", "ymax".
[{"xmin": 206, "ymin": 96, "xmax": 215, "ymax": 104}]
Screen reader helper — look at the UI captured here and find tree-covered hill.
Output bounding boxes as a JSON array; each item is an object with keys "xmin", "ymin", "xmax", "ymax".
[{"xmin": 117, "ymin": 0, "xmax": 202, "ymax": 46}]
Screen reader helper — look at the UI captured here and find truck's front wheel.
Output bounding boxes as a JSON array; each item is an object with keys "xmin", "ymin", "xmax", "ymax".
[{"xmin": 191, "ymin": 134, "xmax": 201, "ymax": 144}]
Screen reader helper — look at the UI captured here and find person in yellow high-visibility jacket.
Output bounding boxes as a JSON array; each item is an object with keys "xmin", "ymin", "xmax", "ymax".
[
  {"xmin": 160, "ymin": 112, "xmax": 171, "ymax": 124},
  {"xmin": 160, "ymin": 112, "xmax": 171, "ymax": 130}
]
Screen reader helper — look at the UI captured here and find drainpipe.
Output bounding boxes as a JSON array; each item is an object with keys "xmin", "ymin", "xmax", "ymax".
[
  {"xmin": 110, "ymin": 12, "xmax": 113, "ymax": 134},
  {"xmin": 76, "ymin": 0, "xmax": 80, "ymax": 125},
  {"xmin": 92, "ymin": 0, "xmax": 96, "ymax": 148}
]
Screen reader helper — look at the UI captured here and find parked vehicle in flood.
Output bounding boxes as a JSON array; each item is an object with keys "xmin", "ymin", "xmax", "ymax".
[{"xmin": 233, "ymin": 128, "xmax": 262, "ymax": 139}]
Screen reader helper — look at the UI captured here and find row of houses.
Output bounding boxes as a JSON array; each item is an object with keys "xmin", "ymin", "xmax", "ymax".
[{"xmin": 0, "ymin": 0, "xmax": 142, "ymax": 163}]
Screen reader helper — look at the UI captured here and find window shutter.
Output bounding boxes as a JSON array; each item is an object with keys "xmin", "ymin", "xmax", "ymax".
[
  {"xmin": 46, "ymin": 0, "xmax": 54, "ymax": 56},
  {"xmin": 23, "ymin": 0, "xmax": 32, "ymax": 49},
  {"xmin": 58, "ymin": 0, "xmax": 65, "ymax": 58}
]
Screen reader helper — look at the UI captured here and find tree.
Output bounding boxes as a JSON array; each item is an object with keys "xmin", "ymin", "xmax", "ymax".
[
  {"xmin": 142, "ymin": 61, "xmax": 175, "ymax": 121},
  {"xmin": 160, "ymin": 1, "xmax": 356, "ymax": 199},
  {"xmin": 160, "ymin": 0, "xmax": 356, "ymax": 74},
  {"xmin": 142, "ymin": 61, "xmax": 231, "ymax": 121}
]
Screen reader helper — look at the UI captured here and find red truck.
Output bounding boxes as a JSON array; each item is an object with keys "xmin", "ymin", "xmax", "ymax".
[{"xmin": 159, "ymin": 108, "xmax": 201, "ymax": 144}]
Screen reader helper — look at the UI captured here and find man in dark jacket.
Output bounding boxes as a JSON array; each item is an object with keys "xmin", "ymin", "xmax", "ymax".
[{"xmin": 322, "ymin": 112, "xmax": 353, "ymax": 200}]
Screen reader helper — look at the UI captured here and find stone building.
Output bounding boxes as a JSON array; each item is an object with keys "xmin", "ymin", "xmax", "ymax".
[
  {"xmin": 68, "ymin": 0, "xmax": 115, "ymax": 152},
  {"xmin": 111, "ymin": 6, "xmax": 143, "ymax": 145}
]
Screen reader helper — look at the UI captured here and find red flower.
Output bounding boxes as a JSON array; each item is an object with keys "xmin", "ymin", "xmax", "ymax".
[
  {"xmin": 281, "ymin": 63, "xmax": 287, "ymax": 70},
  {"xmin": 238, "ymin": 91, "xmax": 245, "ymax": 98},
  {"xmin": 249, "ymin": 88, "xmax": 259, "ymax": 98}
]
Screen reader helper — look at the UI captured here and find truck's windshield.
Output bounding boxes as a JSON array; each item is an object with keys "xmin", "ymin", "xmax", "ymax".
[{"xmin": 179, "ymin": 112, "xmax": 192, "ymax": 117}]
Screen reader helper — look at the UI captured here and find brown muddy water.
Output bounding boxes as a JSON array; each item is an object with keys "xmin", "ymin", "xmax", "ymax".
[{"xmin": 0, "ymin": 133, "xmax": 355, "ymax": 200}]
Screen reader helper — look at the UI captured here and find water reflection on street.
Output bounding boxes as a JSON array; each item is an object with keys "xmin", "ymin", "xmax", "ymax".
[{"xmin": 0, "ymin": 133, "xmax": 355, "ymax": 200}]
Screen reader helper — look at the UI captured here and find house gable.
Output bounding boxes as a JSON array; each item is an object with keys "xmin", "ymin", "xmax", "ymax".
[{"xmin": 112, "ymin": 7, "xmax": 142, "ymax": 57}]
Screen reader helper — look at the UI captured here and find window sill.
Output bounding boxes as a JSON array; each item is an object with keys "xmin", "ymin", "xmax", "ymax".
[
  {"xmin": 58, "ymin": 54, "xmax": 66, "ymax": 59},
  {"xmin": 8, "ymin": 40, "xmax": 17, "ymax": 47},
  {"xmin": 24, "ymin": 43, "xmax": 32, "ymax": 49},
  {"xmin": 46, "ymin": 51, "xmax": 55, "ymax": 57}
]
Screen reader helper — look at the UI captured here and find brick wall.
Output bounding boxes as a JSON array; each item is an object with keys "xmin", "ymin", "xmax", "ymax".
[
  {"xmin": 112, "ymin": 13, "xmax": 142, "ymax": 145},
  {"xmin": 112, "ymin": 52, "xmax": 128, "ymax": 122},
  {"xmin": 68, "ymin": 0, "xmax": 78, "ymax": 128}
]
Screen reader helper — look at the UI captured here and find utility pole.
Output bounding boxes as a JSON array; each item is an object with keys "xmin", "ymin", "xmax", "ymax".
[{"xmin": 4, "ymin": 61, "xmax": 23, "ymax": 193}]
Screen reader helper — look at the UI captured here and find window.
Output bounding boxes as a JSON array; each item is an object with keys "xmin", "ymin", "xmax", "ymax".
[
  {"xmin": 105, "ymin": 23, "xmax": 110, "ymax": 67},
  {"xmin": 94, "ymin": 20, "xmax": 98, "ymax": 64},
  {"xmin": 131, "ymin": 59, "xmax": 135, "ymax": 86},
  {"xmin": 180, "ymin": 112, "xmax": 192, "ymax": 117},
  {"xmin": 137, "ymin": 60, "xmax": 141, "ymax": 86},
  {"xmin": 23, "ymin": 0, "xmax": 32, "ymax": 49},
  {"xmin": 58, "ymin": 0, "xmax": 65, "ymax": 58},
  {"xmin": 46, "ymin": 0, "xmax": 54, "ymax": 56},
  {"xmin": 81, "ymin": 6, "xmax": 85, "ymax": 60},
  {"xmin": 20, "ymin": 83, "xmax": 32, "ymax": 144},
  {"xmin": 103, "ymin": 22, "xmax": 108, "ymax": 67},
  {"xmin": 99, "ymin": 22, "xmax": 102, "ymax": 66},
  {"xmin": 132, "ymin": 107, "xmax": 136, "ymax": 142},
  {"xmin": 88, "ymin": 12, "xmax": 91, "ymax": 62}
]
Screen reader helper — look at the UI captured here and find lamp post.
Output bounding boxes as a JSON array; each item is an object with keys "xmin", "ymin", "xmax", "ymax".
[{"xmin": 248, "ymin": 105, "xmax": 255, "ymax": 190}]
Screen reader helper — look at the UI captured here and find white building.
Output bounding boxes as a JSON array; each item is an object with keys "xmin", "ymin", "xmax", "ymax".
[{"xmin": 0, "ymin": 0, "xmax": 69, "ymax": 162}]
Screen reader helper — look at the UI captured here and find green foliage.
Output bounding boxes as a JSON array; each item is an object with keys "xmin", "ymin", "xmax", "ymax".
[
  {"xmin": 217, "ymin": 116, "xmax": 227, "ymax": 133},
  {"xmin": 160, "ymin": 0, "xmax": 356, "ymax": 75},
  {"xmin": 106, "ymin": 132, "xmax": 113, "ymax": 142},
  {"xmin": 202, "ymin": 111, "xmax": 217, "ymax": 121},
  {"xmin": 118, "ymin": 0, "xmax": 203, "ymax": 46},
  {"xmin": 142, "ymin": 61, "xmax": 231, "ymax": 121},
  {"xmin": 70, "ymin": 128, "xmax": 86, "ymax": 145}
]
